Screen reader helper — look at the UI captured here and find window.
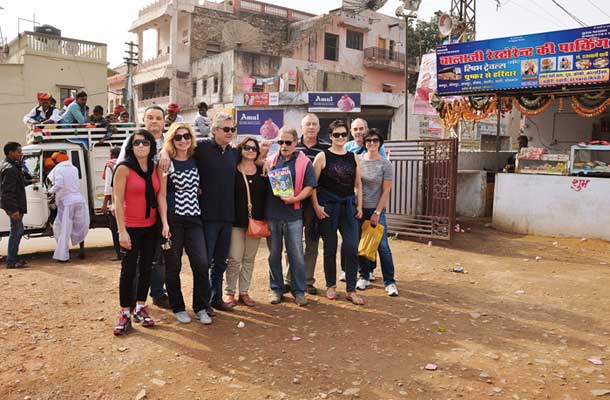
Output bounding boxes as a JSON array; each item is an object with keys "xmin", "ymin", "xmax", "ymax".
[
  {"xmin": 202, "ymin": 78, "xmax": 208, "ymax": 95},
  {"xmin": 389, "ymin": 40, "xmax": 396, "ymax": 60},
  {"xmin": 346, "ymin": 30, "xmax": 363, "ymax": 51},
  {"xmin": 213, "ymin": 76, "xmax": 219, "ymax": 93},
  {"xmin": 288, "ymin": 84, "xmax": 296, "ymax": 92},
  {"xmin": 324, "ymin": 33, "xmax": 339, "ymax": 61},
  {"xmin": 192, "ymin": 81, "xmax": 198, "ymax": 97},
  {"xmin": 59, "ymin": 87, "xmax": 78, "ymax": 107}
]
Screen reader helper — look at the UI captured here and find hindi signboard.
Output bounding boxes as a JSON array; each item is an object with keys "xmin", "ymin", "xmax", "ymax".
[{"xmin": 436, "ymin": 24, "xmax": 610, "ymax": 95}]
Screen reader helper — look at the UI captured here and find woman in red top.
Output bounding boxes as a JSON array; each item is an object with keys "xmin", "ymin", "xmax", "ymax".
[{"xmin": 112, "ymin": 129, "xmax": 160, "ymax": 335}]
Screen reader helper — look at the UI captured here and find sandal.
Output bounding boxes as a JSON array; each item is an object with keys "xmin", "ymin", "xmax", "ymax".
[
  {"xmin": 346, "ymin": 292, "xmax": 365, "ymax": 306},
  {"xmin": 326, "ymin": 286, "xmax": 337, "ymax": 300},
  {"xmin": 239, "ymin": 293, "xmax": 256, "ymax": 307},
  {"xmin": 224, "ymin": 295, "xmax": 238, "ymax": 307}
]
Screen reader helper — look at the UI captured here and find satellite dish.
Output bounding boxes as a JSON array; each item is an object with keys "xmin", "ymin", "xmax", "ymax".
[
  {"xmin": 221, "ymin": 21, "xmax": 264, "ymax": 53},
  {"xmin": 438, "ymin": 13, "xmax": 456, "ymax": 37},
  {"xmin": 342, "ymin": 0, "xmax": 388, "ymax": 13}
]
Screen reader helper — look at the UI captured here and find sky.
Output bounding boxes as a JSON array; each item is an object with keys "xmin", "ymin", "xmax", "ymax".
[{"xmin": 1, "ymin": 0, "xmax": 609, "ymax": 68}]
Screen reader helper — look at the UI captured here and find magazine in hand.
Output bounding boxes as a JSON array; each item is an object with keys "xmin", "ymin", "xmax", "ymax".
[{"xmin": 268, "ymin": 167, "xmax": 294, "ymax": 197}]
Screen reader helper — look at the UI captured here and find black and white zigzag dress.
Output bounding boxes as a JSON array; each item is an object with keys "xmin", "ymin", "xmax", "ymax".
[{"xmin": 167, "ymin": 158, "xmax": 200, "ymax": 217}]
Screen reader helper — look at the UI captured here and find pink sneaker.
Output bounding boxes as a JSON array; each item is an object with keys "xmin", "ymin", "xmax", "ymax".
[
  {"xmin": 133, "ymin": 306, "xmax": 155, "ymax": 327},
  {"xmin": 113, "ymin": 313, "xmax": 132, "ymax": 336}
]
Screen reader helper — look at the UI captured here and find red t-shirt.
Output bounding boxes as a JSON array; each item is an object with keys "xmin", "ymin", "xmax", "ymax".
[{"xmin": 123, "ymin": 167, "xmax": 159, "ymax": 228}]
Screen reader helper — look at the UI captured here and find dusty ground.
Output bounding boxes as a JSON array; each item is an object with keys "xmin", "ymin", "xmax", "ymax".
[{"xmin": 1, "ymin": 220, "xmax": 610, "ymax": 400}]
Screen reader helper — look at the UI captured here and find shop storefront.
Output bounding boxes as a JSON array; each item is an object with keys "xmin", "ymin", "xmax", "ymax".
[{"xmin": 435, "ymin": 23, "xmax": 610, "ymax": 240}]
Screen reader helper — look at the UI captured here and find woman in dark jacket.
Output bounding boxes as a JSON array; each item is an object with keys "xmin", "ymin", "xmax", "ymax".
[{"xmin": 224, "ymin": 136, "xmax": 268, "ymax": 307}]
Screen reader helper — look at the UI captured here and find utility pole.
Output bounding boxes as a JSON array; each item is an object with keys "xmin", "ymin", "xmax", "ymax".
[
  {"xmin": 450, "ymin": 0, "xmax": 476, "ymax": 42},
  {"xmin": 123, "ymin": 41, "xmax": 138, "ymax": 123}
]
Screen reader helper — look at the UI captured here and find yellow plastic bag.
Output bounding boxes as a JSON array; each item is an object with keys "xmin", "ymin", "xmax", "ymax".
[{"xmin": 358, "ymin": 220, "xmax": 385, "ymax": 262}]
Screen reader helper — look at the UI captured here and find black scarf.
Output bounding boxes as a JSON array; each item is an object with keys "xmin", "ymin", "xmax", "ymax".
[{"xmin": 118, "ymin": 157, "xmax": 157, "ymax": 219}]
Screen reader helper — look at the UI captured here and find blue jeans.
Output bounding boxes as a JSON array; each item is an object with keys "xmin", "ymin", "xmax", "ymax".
[
  {"xmin": 7, "ymin": 213, "xmax": 24, "ymax": 263},
  {"xmin": 267, "ymin": 219, "xmax": 306, "ymax": 297},
  {"xmin": 318, "ymin": 202, "xmax": 359, "ymax": 292},
  {"xmin": 358, "ymin": 209, "xmax": 396, "ymax": 286},
  {"xmin": 203, "ymin": 221, "xmax": 232, "ymax": 304}
]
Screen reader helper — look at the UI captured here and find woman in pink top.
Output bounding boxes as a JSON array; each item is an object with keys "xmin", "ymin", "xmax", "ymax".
[{"xmin": 112, "ymin": 129, "xmax": 160, "ymax": 335}]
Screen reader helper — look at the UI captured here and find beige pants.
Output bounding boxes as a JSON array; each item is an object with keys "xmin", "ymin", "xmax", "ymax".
[{"xmin": 225, "ymin": 227, "xmax": 261, "ymax": 295}]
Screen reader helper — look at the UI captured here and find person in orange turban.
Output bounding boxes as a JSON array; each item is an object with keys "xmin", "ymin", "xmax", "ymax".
[{"xmin": 166, "ymin": 103, "xmax": 184, "ymax": 125}]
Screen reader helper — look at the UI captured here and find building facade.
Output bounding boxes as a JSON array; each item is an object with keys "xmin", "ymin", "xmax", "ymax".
[
  {"xmin": 0, "ymin": 29, "xmax": 108, "ymax": 146},
  {"xmin": 123, "ymin": 0, "xmax": 416, "ymax": 139}
]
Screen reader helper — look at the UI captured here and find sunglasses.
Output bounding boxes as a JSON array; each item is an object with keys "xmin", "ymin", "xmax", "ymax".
[
  {"xmin": 331, "ymin": 132, "xmax": 349, "ymax": 138},
  {"xmin": 133, "ymin": 139, "xmax": 151, "ymax": 147},
  {"xmin": 174, "ymin": 133, "xmax": 192, "ymax": 142},
  {"xmin": 277, "ymin": 140, "xmax": 293, "ymax": 146},
  {"xmin": 365, "ymin": 138, "xmax": 380, "ymax": 143},
  {"xmin": 243, "ymin": 144, "xmax": 258, "ymax": 152},
  {"xmin": 221, "ymin": 127, "xmax": 236, "ymax": 133}
]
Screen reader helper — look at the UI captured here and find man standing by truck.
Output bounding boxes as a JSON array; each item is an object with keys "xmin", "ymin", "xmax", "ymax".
[
  {"xmin": 47, "ymin": 152, "xmax": 89, "ymax": 262},
  {"xmin": 0, "ymin": 142, "xmax": 28, "ymax": 268}
]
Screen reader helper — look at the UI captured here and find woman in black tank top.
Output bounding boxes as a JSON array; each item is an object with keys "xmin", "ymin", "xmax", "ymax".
[{"xmin": 312, "ymin": 120, "xmax": 364, "ymax": 305}]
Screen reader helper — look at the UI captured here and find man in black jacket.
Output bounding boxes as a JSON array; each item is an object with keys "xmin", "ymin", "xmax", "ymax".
[{"xmin": 0, "ymin": 142, "xmax": 28, "ymax": 268}]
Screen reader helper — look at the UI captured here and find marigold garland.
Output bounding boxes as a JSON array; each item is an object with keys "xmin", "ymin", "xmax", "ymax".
[
  {"xmin": 571, "ymin": 96, "xmax": 610, "ymax": 118},
  {"xmin": 513, "ymin": 95, "xmax": 555, "ymax": 116}
]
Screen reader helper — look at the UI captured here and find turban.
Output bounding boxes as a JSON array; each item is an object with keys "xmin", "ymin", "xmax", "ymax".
[
  {"xmin": 37, "ymin": 92, "xmax": 52, "ymax": 101},
  {"xmin": 63, "ymin": 97, "xmax": 75, "ymax": 107},
  {"xmin": 167, "ymin": 103, "xmax": 180, "ymax": 113},
  {"xmin": 113, "ymin": 105, "xmax": 125, "ymax": 114},
  {"xmin": 51, "ymin": 152, "xmax": 69, "ymax": 164}
]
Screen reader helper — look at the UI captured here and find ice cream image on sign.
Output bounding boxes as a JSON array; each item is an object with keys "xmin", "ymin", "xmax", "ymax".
[
  {"xmin": 260, "ymin": 118, "xmax": 280, "ymax": 140},
  {"xmin": 337, "ymin": 94, "xmax": 356, "ymax": 112}
]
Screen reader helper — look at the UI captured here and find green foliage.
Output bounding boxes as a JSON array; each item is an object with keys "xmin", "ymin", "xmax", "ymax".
[{"xmin": 405, "ymin": 12, "xmax": 443, "ymax": 92}]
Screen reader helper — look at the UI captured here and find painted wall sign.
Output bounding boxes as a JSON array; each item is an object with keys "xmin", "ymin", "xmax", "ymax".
[
  {"xmin": 236, "ymin": 109, "xmax": 283, "ymax": 140},
  {"xmin": 244, "ymin": 92, "xmax": 279, "ymax": 106},
  {"xmin": 436, "ymin": 23, "xmax": 610, "ymax": 95},
  {"xmin": 308, "ymin": 93, "xmax": 361, "ymax": 113}
]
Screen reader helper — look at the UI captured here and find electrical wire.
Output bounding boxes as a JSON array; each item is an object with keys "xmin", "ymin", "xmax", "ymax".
[
  {"xmin": 500, "ymin": 0, "xmax": 568, "ymax": 30},
  {"xmin": 586, "ymin": 0, "xmax": 610, "ymax": 20},
  {"xmin": 549, "ymin": 0, "xmax": 587, "ymax": 27}
]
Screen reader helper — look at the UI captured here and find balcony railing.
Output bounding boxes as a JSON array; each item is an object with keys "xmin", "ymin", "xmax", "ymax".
[
  {"xmin": 363, "ymin": 47, "xmax": 420, "ymax": 73},
  {"xmin": 138, "ymin": 54, "xmax": 170, "ymax": 70},
  {"xmin": 11, "ymin": 31, "xmax": 106, "ymax": 63}
]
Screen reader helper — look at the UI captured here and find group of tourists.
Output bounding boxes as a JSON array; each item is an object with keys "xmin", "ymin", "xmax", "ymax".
[{"xmin": 3, "ymin": 102, "xmax": 399, "ymax": 336}]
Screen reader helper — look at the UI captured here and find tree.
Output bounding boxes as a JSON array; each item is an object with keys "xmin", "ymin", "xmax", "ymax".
[{"xmin": 405, "ymin": 13, "xmax": 443, "ymax": 93}]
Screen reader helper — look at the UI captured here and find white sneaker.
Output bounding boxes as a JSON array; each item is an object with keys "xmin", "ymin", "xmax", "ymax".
[
  {"xmin": 339, "ymin": 271, "xmax": 346, "ymax": 282},
  {"xmin": 175, "ymin": 311, "xmax": 191, "ymax": 324},
  {"xmin": 196, "ymin": 310, "xmax": 212, "ymax": 325},
  {"xmin": 385, "ymin": 283, "xmax": 399, "ymax": 297},
  {"xmin": 369, "ymin": 271, "xmax": 376, "ymax": 281},
  {"xmin": 356, "ymin": 277, "xmax": 370, "ymax": 291}
]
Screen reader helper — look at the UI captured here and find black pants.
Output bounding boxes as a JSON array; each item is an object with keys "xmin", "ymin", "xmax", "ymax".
[
  {"xmin": 164, "ymin": 215, "xmax": 210, "ymax": 313},
  {"xmin": 119, "ymin": 225, "xmax": 157, "ymax": 308},
  {"xmin": 107, "ymin": 213, "xmax": 121, "ymax": 259}
]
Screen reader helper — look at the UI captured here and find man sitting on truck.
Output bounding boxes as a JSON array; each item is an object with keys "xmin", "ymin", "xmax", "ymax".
[
  {"xmin": 47, "ymin": 152, "xmax": 89, "ymax": 262},
  {"xmin": 23, "ymin": 92, "xmax": 61, "ymax": 126},
  {"xmin": 59, "ymin": 90, "xmax": 88, "ymax": 125}
]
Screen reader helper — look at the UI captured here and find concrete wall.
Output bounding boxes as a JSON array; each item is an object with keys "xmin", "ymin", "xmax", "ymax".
[
  {"xmin": 493, "ymin": 173, "xmax": 610, "ymax": 240},
  {"xmin": 457, "ymin": 171, "xmax": 488, "ymax": 218},
  {"xmin": 458, "ymin": 151, "xmax": 512, "ymax": 171},
  {"xmin": 522, "ymin": 98, "xmax": 598, "ymax": 152},
  {"xmin": 191, "ymin": 51, "xmax": 235, "ymax": 108}
]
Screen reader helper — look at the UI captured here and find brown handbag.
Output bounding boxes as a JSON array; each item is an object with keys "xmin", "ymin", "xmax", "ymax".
[{"xmin": 241, "ymin": 169, "xmax": 271, "ymax": 238}]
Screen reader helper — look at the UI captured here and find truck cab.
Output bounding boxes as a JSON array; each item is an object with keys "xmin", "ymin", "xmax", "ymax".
[{"xmin": 0, "ymin": 125, "xmax": 135, "ymax": 237}]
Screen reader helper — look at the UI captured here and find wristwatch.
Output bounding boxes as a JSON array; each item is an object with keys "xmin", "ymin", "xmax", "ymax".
[{"xmin": 373, "ymin": 210, "xmax": 381, "ymax": 216}]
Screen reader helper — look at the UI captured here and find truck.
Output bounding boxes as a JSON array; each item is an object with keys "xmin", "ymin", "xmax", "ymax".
[{"xmin": 0, "ymin": 125, "xmax": 137, "ymax": 238}]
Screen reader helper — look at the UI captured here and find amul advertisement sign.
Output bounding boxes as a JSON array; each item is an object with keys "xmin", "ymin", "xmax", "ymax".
[
  {"xmin": 436, "ymin": 23, "xmax": 610, "ymax": 95},
  {"xmin": 236, "ymin": 109, "xmax": 283, "ymax": 141},
  {"xmin": 308, "ymin": 93, "xmax": 361, "ymax": 113}
]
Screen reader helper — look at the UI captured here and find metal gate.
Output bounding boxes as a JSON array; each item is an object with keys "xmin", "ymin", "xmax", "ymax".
[{"xmin": 384, "ymin": 139, "xmax": 458, "ymax": 240}]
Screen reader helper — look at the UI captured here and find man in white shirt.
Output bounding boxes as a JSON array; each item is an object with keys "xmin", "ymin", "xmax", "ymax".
[
  {"xmin": 47, "ymin": 152, "xmax": 89, "ymax": 262},
  {"xmin": 194, "ymin": 102, "xmax": 211, "ymax": 137},
  {"xmin": 22, "ymin": 92, "xmax": 61, "ymax": 126}
]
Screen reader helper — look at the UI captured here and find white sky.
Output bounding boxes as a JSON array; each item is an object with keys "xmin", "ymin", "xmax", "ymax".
[{"xmin": 1, "ymin": 0, "xmax": 609, "ymax": 67}]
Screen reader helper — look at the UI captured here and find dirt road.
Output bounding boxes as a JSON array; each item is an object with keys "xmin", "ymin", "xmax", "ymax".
[{"xmin": 1, "ymin": 222, "xmax": 609, "ymax": 399}]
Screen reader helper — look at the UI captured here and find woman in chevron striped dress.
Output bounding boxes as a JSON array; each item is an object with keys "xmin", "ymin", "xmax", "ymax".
[{"xmin": 157, "ymin": 123, "xmax": 213, "ymax": 325}]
